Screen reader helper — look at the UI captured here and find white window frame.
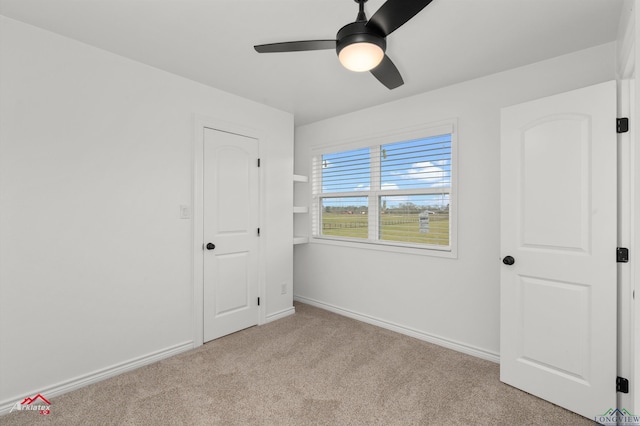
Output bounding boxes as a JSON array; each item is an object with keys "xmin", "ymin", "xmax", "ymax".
[{"xmin": 310, "ymin": 120, "xmax": 458, "ymax": 258}]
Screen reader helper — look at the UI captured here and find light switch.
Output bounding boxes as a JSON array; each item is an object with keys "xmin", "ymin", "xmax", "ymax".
[{"xmin": 180, "ymin": 205, "xmax": 190, "ymax": 219}]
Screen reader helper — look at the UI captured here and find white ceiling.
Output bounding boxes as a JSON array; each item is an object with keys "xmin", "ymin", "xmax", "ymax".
[{"xmin": 0, "ymin": 0, "xmax": 623, "ymax": 126}]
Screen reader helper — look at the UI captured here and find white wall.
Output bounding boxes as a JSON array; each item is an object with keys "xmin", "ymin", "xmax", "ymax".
[
  {"xmin": 0, "ymin": 16, "xmax": 293, "ymax": 411},
  {"xmin": 293, "ymin": 43, "xmax": 617, "ymax": 360}
]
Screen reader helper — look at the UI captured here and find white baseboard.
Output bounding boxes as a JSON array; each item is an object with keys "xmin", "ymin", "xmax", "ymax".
[
  {"xmin": 294, "ymin": 295, "xmax": 500, "ymax": 364},
  {"xmin": 265, "ymin": 306, "xmax": 296, "ymax": 323},
  {"xmin": 0, "ymin": 341, "xmax": 194, "ymax": 416}
]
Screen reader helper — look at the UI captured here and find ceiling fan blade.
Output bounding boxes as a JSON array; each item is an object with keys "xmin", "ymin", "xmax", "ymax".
[
  {"xmin": 254, "ymin": 40, "xmax": 336, "ymax": 53},
  {"xmin": 366, "ymin": 0, "xmax": 433, "ymax": 37},
  {"xmin": 370, "ymin": 55, "xmax": 404, "ymax": 90}
]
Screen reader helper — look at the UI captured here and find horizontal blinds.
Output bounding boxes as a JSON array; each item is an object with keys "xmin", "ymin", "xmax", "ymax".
[
  {"xmin": 318, "ymin": 134, "xmax": 451, "ymax": 194},
  {"xmin": 313, "ymin": 131, "xmax": 452, "ymax": 248},
  {"xmin": 320, "ymin": 147, "xmax": 370, "ymax": 193},
  {"xmin": 379, "ymin": 135, "xmax": 451, "ymax": 191}
]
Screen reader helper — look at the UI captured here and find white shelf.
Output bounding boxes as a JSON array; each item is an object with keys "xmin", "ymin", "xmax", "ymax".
[
  {"xmin": 293, "ymin": 174, "xmax": 309, "ymax": 244},
  {"xmin": 293, "ymin": 236, "xmax": 309, "ymax": 245}
]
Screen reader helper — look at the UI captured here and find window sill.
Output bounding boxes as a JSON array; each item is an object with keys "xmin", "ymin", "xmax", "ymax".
[{"xmin": 309, "ymin": 236, "xmax": 457, "ymax": 258}]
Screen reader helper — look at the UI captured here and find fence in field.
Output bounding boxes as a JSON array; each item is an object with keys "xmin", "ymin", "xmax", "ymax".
[
  {"xmin": 322, "ymin": 218, "xmax": 420, "ymax": 230},
  {"xmin": 322, "ymin": 222, "xmax": 368, "ymax": 229}
]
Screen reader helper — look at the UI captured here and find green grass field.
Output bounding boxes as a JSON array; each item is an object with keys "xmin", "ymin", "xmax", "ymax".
[{"xmin": 321, "ymin": 213, "xmax": 449, "ymax": 246}]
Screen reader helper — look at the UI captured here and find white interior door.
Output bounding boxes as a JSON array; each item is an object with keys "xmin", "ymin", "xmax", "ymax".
[
  {"xmin": 500, "ymin": 81, "xmax": 617, "ymax": 419},
  {"xmin": 203, "ymin": 128, "xmax": 259, "ymax": 342}
]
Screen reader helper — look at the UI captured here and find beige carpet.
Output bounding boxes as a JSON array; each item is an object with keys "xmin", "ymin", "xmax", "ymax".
[{"xmin": 3, "ymin": 302, "xmax": 591, "ymax": 425}]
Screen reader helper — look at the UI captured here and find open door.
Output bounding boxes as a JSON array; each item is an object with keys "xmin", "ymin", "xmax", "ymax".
[{"xmin": 500, "ymin": 81, "xmax": 617, "ymax": 420}]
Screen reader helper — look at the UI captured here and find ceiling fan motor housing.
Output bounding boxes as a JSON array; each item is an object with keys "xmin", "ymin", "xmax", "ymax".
[{"xmin": 336, "ymin": 21, "xmax": 386, "ymax": 56}]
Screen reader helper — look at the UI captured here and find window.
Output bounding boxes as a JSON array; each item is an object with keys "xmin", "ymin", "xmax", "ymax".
[{"xmin": 312, "ymin": 124, "xmax": 455, "ymax": 253}]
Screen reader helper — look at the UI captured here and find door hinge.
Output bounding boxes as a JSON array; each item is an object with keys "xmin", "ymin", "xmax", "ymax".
[
  {"xmin": 617, "ymin": 117, "xmax": 629, "ymax": 133},
  {"xmin": 257, "ymin": 158, "xmax": 261, "ymax": 167},
  {"xmin": 617, "ymin": 247, "xmax": 629, "ymax": 263},
  {"xmin": 257, "ymin": 227, "xmax": 260, "ymax": 236},
  {"xmin": 257, "ymin": 297, "xmax": 260, "ymax": 306},
  {"xmin": 617, "ymin": 376, "xmax": 629, "ymax": 393}
]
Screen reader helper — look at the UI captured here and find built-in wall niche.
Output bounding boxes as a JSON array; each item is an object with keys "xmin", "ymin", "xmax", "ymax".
[{"xmin": 293, "ymin": 174, "xmax": 309, "ymax": 245}]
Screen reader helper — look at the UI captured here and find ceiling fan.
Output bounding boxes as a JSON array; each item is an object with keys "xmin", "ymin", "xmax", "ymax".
[{"xmin": 254, "ymin": 0, "xmax": 434, "ymax": 90}]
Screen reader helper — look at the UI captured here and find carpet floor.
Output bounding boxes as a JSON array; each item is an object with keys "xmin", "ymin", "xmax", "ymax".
[{"xmin": 2, "ymin": 302, "xmax": 591, "ymax": 425}]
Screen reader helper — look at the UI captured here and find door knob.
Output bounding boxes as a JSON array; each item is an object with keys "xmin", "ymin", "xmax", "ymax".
[
  {"xmin": 206, "ymin": 243, "xmax": 216, "ymax": 250},
  {"xmin": 502, "ymin": 255, "xmax": 515, "ymax": 265}
]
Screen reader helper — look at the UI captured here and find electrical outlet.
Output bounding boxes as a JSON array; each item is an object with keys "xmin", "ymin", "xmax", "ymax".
[{"xmin": 281, "ymin": 283, "xmax": 287, "ymax": 295}]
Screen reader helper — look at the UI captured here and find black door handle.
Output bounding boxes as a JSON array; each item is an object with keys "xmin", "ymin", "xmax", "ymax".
[
  {"xmin": 206, "ymin": 243, "xmax": 216, "ymax": 250},
  {"xmin": 502, "ymin": 255, "xmax": 515, "ymax": 265}
]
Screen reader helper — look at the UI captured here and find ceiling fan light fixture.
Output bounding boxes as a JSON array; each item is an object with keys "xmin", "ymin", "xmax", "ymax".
[
  {"xmin": 336, "ymin": 21, "xmax": 386, "ymax": 73},
  {"xmin": 338, "ymin": 42, "xmax": 385, "ymax": 72}
]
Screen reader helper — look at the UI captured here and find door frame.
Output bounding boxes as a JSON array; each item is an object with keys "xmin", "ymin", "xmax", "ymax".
[
  {"xmin": 618, "ymin": 14, "xmax": 636, "ymax": 410},
  {"xmin": 192, "ymin": 115, "xmax": 266, "ymax": 347},
  {"xmin": 618, "ymin": 77, "xmax": 636, "ymax": 415}
]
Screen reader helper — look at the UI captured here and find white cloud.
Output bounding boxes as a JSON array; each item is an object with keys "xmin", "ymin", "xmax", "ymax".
[{"xmin": 404, "ymin": 161, "xmax": 449, "ymax": 187}]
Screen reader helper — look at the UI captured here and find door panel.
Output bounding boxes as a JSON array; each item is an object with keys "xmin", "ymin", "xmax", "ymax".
[
  {"xmin": 518, "ymin": 276, "xmax": 590, "ymax": 381},
  {"xmin": 520, "ymin": 115, "xmax": 590, "ymax": 251},
  {"xmin": 500, "ymin": 81, "xmax": 616, "ymax": 420},
  {"xmin": 215, "ymin": 252, "xmax": 249, "ymax": 315},
  {"xmin": 203, "ymin": 128, "xmax": 259, "ymax": 342}
]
